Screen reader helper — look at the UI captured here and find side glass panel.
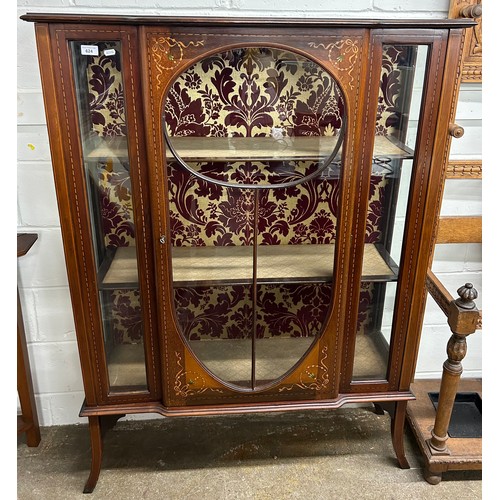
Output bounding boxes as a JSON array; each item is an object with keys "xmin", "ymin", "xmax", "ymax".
[
  {"xmin": 352, "ymin": 45, "xmax": 428, "ymax": 381},
  {"xmin": 70, "ymin": 41, "xmax": 147, "ymax": 391},
  {"xmin": 165, "ymin": 47, "xmax": 345, "ymax": 391}
]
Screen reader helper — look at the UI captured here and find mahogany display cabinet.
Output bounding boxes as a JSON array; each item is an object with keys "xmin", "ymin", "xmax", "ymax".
[{"xmin": 22, "ymin": 13, "xmax": 474, "ymax": 492}]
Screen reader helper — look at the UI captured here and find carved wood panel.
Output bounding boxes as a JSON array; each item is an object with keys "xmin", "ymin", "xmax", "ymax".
[
  {"xmin": 446, "ymin": 159, "xmax": 482, "ymax": 178},
  {"xmin": 449, "ymin": 0, "xmax": 482, "ymax": 82}
]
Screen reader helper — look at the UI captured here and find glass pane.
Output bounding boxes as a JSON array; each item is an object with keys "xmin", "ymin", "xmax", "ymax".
[
  {"xmin": 254, "ymin": 172, "xmax": 338, "ymax": 386},
  {"xmin": 165, "ymin": 47, "xmax": 345, "ymax": 391},
  {"xmin": 164, "ymin": 47, "xmax": 345, "ymax": 188},
  {"xmin": 171, "ymin": 184, "xmax": 255, "ymax": 389},
  {"xmin": 352, "ymin": 45, "xmax": 429, "ymax": 381},
  {"xmin": 70, "ymin": 41, "xmax": 147, "ymax": 391}
]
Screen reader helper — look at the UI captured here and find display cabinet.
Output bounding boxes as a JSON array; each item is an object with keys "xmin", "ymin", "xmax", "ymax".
[{"xmin": 22, "ymin": 13, "xmax": 474, "ymax": 492}]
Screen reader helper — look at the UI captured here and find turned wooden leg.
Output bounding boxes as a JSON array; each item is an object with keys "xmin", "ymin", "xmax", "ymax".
[
  {"xmin": 391, "ymin": 400, "xmax": 410, "ymax": 469},
  {"xmin": 83, "ymin": 416, "xmax": 103, "ymax": 494},
  {"xmin": 426, "ymin": 284, "xmax": 479, "ymax": 456},
  {"xmin": 426, "ymin": 338, "xmax": 464, "ymax": 455}
]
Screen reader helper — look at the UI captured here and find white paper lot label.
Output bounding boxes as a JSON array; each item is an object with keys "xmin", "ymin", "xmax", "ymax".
[{"xmin": 81, "ymin": 45, "xmax": 99, "ymax": 56}]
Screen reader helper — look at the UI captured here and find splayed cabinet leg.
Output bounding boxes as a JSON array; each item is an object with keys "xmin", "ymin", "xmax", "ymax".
[
  {"xmin": 82, "ymin": 414, "xmax": 125, "ymax": 493},
  {"xmin": 391, "ymin": 400, "xmax": 410, "ymax": 469},
  {"xmin": 83, "ymin": 416, "xmax": 103, "ymax": 494},
  {"xmin": 368, "ymin": 400, "xmax": 410, "ymax": 468}
]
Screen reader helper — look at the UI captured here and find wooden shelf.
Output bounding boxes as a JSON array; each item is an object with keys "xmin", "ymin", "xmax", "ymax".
[
  {"xmin": 167, "ymin": 135, "xmax": 413, "ymax": 161},
  {"xmin": 107, "ymin": 333, "xmax": 388, "ymax": 388},
  {"xmin": 99, "ymin": 243, "xmax": 398, "ymax": 289},
  {"xmin": 85, "ymin": 135, "xmax": 413, "ymax": 162},
  {"xmin": 107, "ymin": 343, "xmax": 148, "ymax": 389},
  {"xmin": 191, "ymin": 334, "xmax": 390, "ymax": 384},
  {"xmin": 17, "ymin": 233, "xmax": 38, "ymax": 257},
  {"xmin": 86, "ymin": 136, "xmax": 128, "ymax": 160}
]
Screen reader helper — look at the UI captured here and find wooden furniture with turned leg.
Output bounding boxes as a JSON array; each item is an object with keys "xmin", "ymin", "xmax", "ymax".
[
  {"xmin": 406, "ymin": 184, "xmax": 482, "ymax": 484},
  {"xmin": 428, "ymin": 284, "xmax": 480, "ymax": 445},
  {"xmin": 405, "ymin": 0, "xmax": 483, "ymax": 484},
  {"xmin": 17, "ymin": 233, "xmax": 41, "ymax": 447},
  {"xmin": 21, "ymin": 13, "xmax": 476, "ymax": 492},
  {"xmin": 407, "ymin": 281, "xmax": 481, "ymax": 484}
]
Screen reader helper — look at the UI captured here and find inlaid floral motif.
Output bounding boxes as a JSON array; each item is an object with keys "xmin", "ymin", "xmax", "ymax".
[
  {"xmin": 278, "ymin": 345, "xmax": 330, "ymax": 392},
  {"xmin": 308, "ymin": 39, "xmax": 361, "ymax": 90},
  {"xmin": 173, "ymin": 351, "xmax": 224, "ymax": 397},
  {"xmin": 150, "ymin": 36, "xmax": 205, "ymax": 90}
]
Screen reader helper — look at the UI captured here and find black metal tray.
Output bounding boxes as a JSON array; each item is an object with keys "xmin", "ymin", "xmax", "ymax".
[{"xmin": 428, "ymin": 392, "xmax": 482, "ymax": 438}]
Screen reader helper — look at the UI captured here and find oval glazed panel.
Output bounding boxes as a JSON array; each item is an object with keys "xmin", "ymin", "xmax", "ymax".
[{"xmin": 163, "ymin": 47, "xmax": 346, "ymax": 391}]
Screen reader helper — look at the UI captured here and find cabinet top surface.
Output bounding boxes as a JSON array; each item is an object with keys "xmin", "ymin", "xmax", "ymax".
[{"xmin": 20, "ymin": 13, "xmax": 475, "ymax": 29}]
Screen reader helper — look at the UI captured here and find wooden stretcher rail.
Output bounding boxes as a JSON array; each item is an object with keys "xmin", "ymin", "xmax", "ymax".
[
  {"xmin": 426, "ymin": 270, "xmax": 454, "ymax": 317},
  {"xmin": 425, "ymin": 270, "xmax": 482, "ymax": 329}
]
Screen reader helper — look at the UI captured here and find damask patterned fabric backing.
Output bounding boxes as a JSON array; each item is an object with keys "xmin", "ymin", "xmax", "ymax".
[
  {"xmin": 86, "ymin": 45, "xmax": 409, "ymax": 344},
  {"xmin": 175, "ymin": 282, "xmax": 374, "ymax": 341},
  {"xmin": 97, "ymin": 165, "xmax": 135, "ymax": 248},
  {"xmin": 107, "ymin": 283, "xmax": 375, "ymax": 342},
  {"xmin": 86, "ymin": 42, "xmax": 126, "ymax": 138},
  {"xmin": 164, "ymin": 47, "xmax": 344, "ymax": 139},
  {"xmin": 377, "ymin": 45, "xmax": 415, "ymax": 138}
]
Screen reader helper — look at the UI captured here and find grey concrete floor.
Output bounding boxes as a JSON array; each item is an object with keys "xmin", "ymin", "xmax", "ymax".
[{"xmin": 17, "ymin": 407, "xmax": 482, "ymax": 499}]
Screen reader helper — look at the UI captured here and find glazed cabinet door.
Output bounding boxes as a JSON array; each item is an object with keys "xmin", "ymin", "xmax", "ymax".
[
  {"xmin": 42, "ymin": 25, "xmax": 160, "ymax": 404},
  {"xmin": 142, "ymin": 26, "xmax": 376, "ymax": 407},
  {"xmin": 341, "ymin": 30, "xmax": 453, "ymax": 393},
  {"xmin": 163, "ymin": 46, "xmax": 346, "ymax": 394}
]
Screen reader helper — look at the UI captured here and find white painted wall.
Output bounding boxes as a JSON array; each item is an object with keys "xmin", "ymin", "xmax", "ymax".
[{"xmin": 16, "ymin": 0, "xmax": 482, "ymax": 426}]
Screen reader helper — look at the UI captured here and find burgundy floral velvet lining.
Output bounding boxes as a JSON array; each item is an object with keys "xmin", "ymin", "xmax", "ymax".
[
  {"xmin": 175, "ymin": 283, "xmax": 374, "ymax": 341},
  {"xmin": 104, "ymin": 282, "xmax": 375, "ymax": 342},
  {"xmin": 87, "ymin": 46, "xmax": 405, "ymax": 344},
  {"xmin": 164, "ymin": 48, "xmax": 344, "ymax": 139},
  {"xmin": 376, "ymin": 45, "xmax": 415, "ymax": 138},
  {"xmin": 87, "ymin": 42, "xmax": 127, "ymax": 138},
  {"xmin": 97, "ymin": 165, "xmax": 135, "ymax": 248},
  {"xmin": 166, "ymin": 48, "xmax": 382, "ymax": 342},
  {"xmin": 109, "ymin": 289, "xmax": 143, "ymax": 343},
  {"xmin": 168, "ymin": 170, "xmax": 369, "ymax": 248}
]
